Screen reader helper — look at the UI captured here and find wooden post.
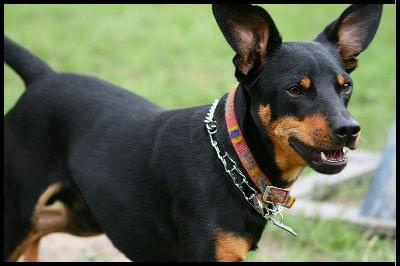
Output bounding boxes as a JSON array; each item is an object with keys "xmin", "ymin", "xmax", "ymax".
[{"xmin": 360, "ymin": 120, "xmax": 396, "ymax": 220}]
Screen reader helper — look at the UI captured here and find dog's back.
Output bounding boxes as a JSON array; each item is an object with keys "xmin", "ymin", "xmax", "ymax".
[
  {"xmin": 4, "ymin": 36, "xmax": 171, "ymax": 261},
  {"xmin": 4, "ymin": 36, "xmax": 218, "ymax": 262}
]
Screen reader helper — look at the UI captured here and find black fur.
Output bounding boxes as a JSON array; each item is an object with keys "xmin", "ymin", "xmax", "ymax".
[{"xmin": 4, "ymin": 4, "xmax": 382, "ymax": 261}]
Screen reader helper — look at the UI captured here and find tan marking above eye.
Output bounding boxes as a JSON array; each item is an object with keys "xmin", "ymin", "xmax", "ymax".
[
  {"xmin": 337, "ymin": 74, "xmax": 345, "ymax": 86},
  {"xmin": 215, "ymin": 229, "xmax": 251, "ymax": 262},
  {"xmin": 299, "ymin": 77, "xmax": 311, "ymax": 89}
]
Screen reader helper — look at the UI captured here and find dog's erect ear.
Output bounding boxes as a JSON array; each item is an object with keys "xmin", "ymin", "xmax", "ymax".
[
  {"xmin": 212, "ymin": 4, "xmax": 282, "ymax": 81},
  {"xmin": 315, "ymin": 4, "xmax": 383, "ymax": 73}
]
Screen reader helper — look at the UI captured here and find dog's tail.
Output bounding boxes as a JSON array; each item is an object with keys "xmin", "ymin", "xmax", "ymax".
[{"xmin": 4, "ymin": 36, "xmax": 54, "ymax": 86}]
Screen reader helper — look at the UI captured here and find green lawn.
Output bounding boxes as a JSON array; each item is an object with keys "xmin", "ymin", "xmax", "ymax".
[
  {"xmin": 4, "ymin": 4, "xmax": 396, "ymax": 262},
  {"xmin": 247, "ymin": 214, "xmax": 395, "ymax": 262}
]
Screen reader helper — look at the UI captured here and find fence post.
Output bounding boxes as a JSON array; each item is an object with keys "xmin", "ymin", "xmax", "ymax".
[{"xmin": 360, "ymin": 120, "xmax": 396, "ymax": 220}]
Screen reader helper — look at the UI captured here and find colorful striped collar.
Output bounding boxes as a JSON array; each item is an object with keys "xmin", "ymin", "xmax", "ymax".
[{"xmin": 224, "ymin": 85, "xmax": 295, "ymax": 209}]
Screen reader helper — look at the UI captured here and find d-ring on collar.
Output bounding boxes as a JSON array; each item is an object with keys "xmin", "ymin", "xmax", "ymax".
[{"xmin": 204, "ymin": 86, "xmax": 297, "ymax": 236}]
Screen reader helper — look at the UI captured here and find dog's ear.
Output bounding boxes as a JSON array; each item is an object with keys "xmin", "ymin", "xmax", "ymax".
[
  {"xmin": 212, "ymin": 4, "xmax": 282, "ymax": 81},
  {"xmin": 315, "ymin": 4, "xmax": 383, "ymax": 73}
]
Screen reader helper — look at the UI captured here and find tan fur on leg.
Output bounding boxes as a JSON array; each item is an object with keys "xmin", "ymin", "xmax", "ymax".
[
  {"xmin": 9, "ymin": 232, "xmax": 41, "ymax": 262},
  {"xmin": 20, "ymin": 234, "xmax": 41, "ymax": 262},
  {"xmin": 9, "ymin": 183, "xmax": 67, "ymax": 262},
  {"xmin": 215, "ymin": 229, "xmax": 251, "ymax": 262}
]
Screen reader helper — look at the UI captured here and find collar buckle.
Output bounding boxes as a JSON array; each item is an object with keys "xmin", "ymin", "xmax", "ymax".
[
  {"xmin": 262, "ymin": 186, "xmax": 296, "ymax": 208},
  {"xmin": 204, "ymin": 97, "xmax": 297, "ymax": 236}
]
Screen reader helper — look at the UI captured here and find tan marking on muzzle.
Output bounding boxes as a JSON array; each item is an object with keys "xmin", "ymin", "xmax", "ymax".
[{"xmin": 258, "ymin": 104, "xmax": 337, "ymax": 182}]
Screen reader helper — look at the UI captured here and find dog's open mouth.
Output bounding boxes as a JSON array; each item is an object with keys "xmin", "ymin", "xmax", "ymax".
[{"xmin": 288, "ymin": 137, "xmax": 349, "ymax": 174}]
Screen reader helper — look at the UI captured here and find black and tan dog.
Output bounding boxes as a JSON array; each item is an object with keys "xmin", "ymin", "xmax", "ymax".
[{"xmin": 4, "ymin": 4, "xmax": 382, "ymax": 262}]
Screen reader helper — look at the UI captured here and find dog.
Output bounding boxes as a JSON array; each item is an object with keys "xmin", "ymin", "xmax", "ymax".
[{"xmin": 4, "ymin": 4, "xmax": 382, "ymax": 262}]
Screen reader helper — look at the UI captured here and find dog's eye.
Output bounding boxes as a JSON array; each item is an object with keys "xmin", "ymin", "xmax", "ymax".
[
  {"xmin": 286, "ymin": 85, "xmax": 302, "ymax": 97},
  {"xmin": 342, "ymin": 82, "xmax": 352, "ymax": 94}
]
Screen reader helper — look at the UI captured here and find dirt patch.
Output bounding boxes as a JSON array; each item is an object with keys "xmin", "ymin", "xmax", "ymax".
[{"xmin": 19, "ymin": 233, "xmax": 130, "ymax": 262}]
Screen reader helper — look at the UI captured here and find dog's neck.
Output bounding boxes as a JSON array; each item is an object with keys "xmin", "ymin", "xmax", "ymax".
[{"xmin": 230, "ymin": 85, "xmax": 295, "ymax": 189}]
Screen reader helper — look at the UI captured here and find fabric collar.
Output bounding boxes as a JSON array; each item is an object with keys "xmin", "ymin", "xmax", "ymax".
[{"xmin": 224, "ymin": 85, "xmax": 295, "ymax": 209}]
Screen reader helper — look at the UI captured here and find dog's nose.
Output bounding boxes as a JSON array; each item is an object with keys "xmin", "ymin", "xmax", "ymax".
[{"xmin": 333, "ymin": 118, "xmax": 360, "ymax": 143}]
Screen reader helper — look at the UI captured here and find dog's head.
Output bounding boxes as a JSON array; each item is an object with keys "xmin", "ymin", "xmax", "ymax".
[{"xmin": 213, "ymin": 4, "xmax": 382, "ymax": 181}]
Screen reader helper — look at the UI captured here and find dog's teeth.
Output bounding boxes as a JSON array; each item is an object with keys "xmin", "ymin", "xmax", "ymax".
[
  {"xmin": 343, "ymin": 147, "xmax": 349, "ymax": 155},
  {"xmin": 321, "ymin": 152, "xmax": 327, "ymax": 161}
]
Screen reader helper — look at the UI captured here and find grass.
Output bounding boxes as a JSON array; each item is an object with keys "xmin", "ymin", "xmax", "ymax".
[
  {"xmin": 247, "ymin": 214, "xmax": 395, "ymax": 262},
  {"xmin": 4, "ymin": 4, "xmax": 396, "ymax": 262},
  {"xmin": 246, "ymin": 171, "xmax": 395, "ymax": 262}
]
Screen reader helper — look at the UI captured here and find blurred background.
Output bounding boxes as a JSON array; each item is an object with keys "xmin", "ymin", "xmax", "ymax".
[{"xmin": 4, "ymin": 4, "xmax": 396, "ymax": 262}]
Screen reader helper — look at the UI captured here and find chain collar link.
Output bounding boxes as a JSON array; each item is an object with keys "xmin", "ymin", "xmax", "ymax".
[{"xmin": 204, "ymin": 99, "xmax": 297, "ymax": 236}]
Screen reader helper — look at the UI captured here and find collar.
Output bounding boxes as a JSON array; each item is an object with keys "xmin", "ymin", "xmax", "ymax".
[
  {"xmin": 224, "ymin": 85, "xmax": 295, "ymax": 209},
  {"xmin": 204, "ymin": 91, "xmax": 298, "ymax": 236}
]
